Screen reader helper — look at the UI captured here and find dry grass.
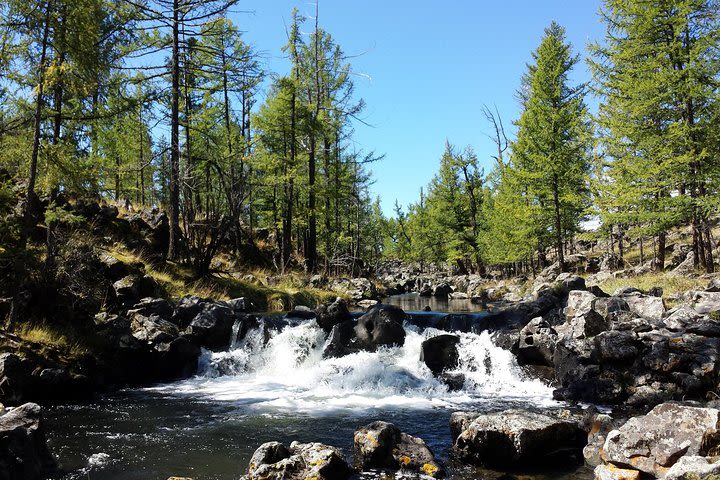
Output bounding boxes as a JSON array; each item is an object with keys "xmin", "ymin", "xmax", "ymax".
[
  {"xmin": 596, "ymin": 271, "xmax": 707, "ymax": 298},
  {"xmin": 15, "ymin": 323, "xmax": 91, "ymax": 359},
  {"xmin": 103, "ymin": 245, "xmax": 338, "ymax": 312}
]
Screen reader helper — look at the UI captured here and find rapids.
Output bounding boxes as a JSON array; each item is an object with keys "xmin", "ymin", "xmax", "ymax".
[{"xmin": 45, "ymin": 309, "xmax": 593, "ymax": 479}]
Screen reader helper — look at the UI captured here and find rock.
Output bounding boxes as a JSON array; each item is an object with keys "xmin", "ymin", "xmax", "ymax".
[
  {"xmin": 329, "ymin": 277, "xmax": 377, "ymax": 302},
  {"xmin": 602, "ymin": 403, "xmax": 720, "ymax": 477},
  {"xmin": 98, "ymin": 252, "xmax": 130, "ymax": 281},
  {"xmin": 438, "ymin": 373, "xmax": 465, "ymax": 391},
  {"xmin": 354, "ymin": 305, "xmax": 406, "ymax": 349},
  {"xmin": 183, "ymin": 307, "xmax": 237, "ymax": 351},
  {"xmin": 315, "ymin": 298, "xmax": 352, "ymax": 332},
  {"xmin": 556, "ymin": 274, "xmax": 587, "ymax": 294},
  {"xmin": 620, "ymin": 293, "xmax": 665, "ymax": 321},
  {"xmin": 113, "ymin": 275, "xmax": 143, "ymax": 306},
  {"xmin": 354, "ymin": 421, "xmax": 398, "ymax": 469},
  {"xmin": 153, "ymin": 337, "xmax": 200, "ymax": 381},
  {"xmin": 129, "ymin": 297, "xmax": 174, "ymax": 319},
  {"xmin": 226, "ymin": 297, "xmax": 248, "ymax": 313},
  {"xmin": 517, "ymin": 317, "xmax": 557, "ymax": 366},
  {"xmin": 248, "ymin": 441, "xmax": 291, "ymax": 474},
  {"xmin": 0, "ymin": 403, "xmax": 57, "ymax": 480},
  {"xmin": 557, "ymin": 310, "xmax": 609, "ymax": 340},
  {"xmin": 357, "ymin": 299, "xmax": 379, "ymax": 309},
  {"xmin": 664, "ymin": 305, "xmax": 704, "ymax": 331},
  {"xmin": 693, "ymin": 292, "xmax": 720, "ymax": 315},
  {"xmin": 245, "ymin": 441, "xmax": 352, "ymax": 480},
  {"xmin": 353, "ymin": 421, "xmax": 443, "ymax": 477},
  {"xmin": 664, "ymin": 456, "xmax": 720, "ymax": 480},
  {"xmin": 450, "ymin": 412, "xmax": 479, "ymax": 442},
  {"xmin": 453, "ymin": 409, "xmax": 585, "ymax": 467},
  {"xmin": 322, "ymin": 319, "xmax": 358, "ymax": 358},
  {"xmin": 0, "ymin": 353, "xmax": 34, "ymax": 405},
  {"xmin": 565, "ymin": 290, "xmax": 597, "ymax": 318},
  {"xmin": 420, "ymin": 335, "xmax": 460, "ymax": 375},
  {"xmin": 593, "ymin": 331, "xmax": 640, "ymax": 362},
  {"xmin": 670, "ymin": 252, "xmax": 696, "ymax": 277},
  {"xmin": 707, "ymin": 278, "xmax": 720, "ymax": 293},
  {"xmin": 130, "ymin": 313, "xmax": 180, "ymax": 344},
  {"xmin": 433, "ymin": 282, "xmax": 453, "ymax": 298},
  {"xmin": 584, "ymin": 414, "xmax": 615, "ymax": 467},
  {"xmin": 594, "ymin": 464, "xmax": 641, "ymax": 480}
]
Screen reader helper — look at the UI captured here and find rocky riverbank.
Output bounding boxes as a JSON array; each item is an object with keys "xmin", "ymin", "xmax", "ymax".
[{"xmin": 4, "ymin": 250, "xmax": 720, "ymax": 478}]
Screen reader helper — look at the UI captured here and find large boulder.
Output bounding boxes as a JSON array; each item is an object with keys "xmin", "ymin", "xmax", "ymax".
[
  {"xmin": 602, "ymin": 403, "xmax": 720, "ymax": 477},
  {"xmin": 315, "ymin": 298, "xmax": 352, "ymax": 333},
  {"xmin": 432, "ymin": 282, "xmax": 453, "ymax": 298},
  {"xmin": 0, "ymin": 354, "xmax": 34, "ymax": 405},
  {"xmin": 620, "ymin": 292, "xmax": 666, "ymax": 322},
  {"xmin": 664, "ymin": 456, "xmax": 720, "ymax": 480},
  {"xmin": 353, "ymin": 421, "xmax": 443, "ymax": 477},
  {"xmin": 420, "ymin": 335, "xmax": 460, "ymax": 375},
  {"xmin": 182, "ymin": 307, "xmax": 236, "ymax": 351},
  {"xmin": 517, "ymin": 317, "xmax": 557, "ymax": 366},
  {"xmin": 130, "ymin": 313, "xmax": 180, "ymax": 344},
  {"xmin": 244, "ymin": 441, "xmax": 352, "ymax": 480},
  {"xmin": 453, "ymin": 409, "xmax": 585, "ymax": 467},
  {"xmin": 354, "ymin": 305, "xmax": 406, "ymax": 349},
  {"xmin": 0, "ymin": 403, "xmax": 57, "ymax": 480}
]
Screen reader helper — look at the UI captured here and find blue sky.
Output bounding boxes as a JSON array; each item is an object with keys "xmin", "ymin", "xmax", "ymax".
[{"xmin": 230, "ymin": 1, "xmax": 606, "ymax": 215}]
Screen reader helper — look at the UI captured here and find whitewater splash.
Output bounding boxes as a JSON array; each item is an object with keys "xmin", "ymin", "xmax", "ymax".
[{"xmin": 150, "ymin": 320, "xmax": 557, "ymax": 414}]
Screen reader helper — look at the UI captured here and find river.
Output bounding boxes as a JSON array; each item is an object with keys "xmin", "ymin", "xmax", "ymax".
[{"xmin": 45, "ymin": 301, "xmax": 593, "ymax": 479}]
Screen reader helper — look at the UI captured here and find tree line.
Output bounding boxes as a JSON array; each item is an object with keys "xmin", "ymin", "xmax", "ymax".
[
  {"xmin": 0, "ymin": 0, "xmax": 384, "ymax": 276},
  {"xmin": 386, "ymin": 0, "xmax": 720, "ymax": 275}
]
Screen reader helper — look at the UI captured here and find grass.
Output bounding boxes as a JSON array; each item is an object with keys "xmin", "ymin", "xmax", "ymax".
[
  {"xmin": 13, "ymin": 322, "xmax": 92, "ymax": 362},
  {"xmin": 103, "ymin": 245, "xmax": 339, "ymax": 311},
  {"xmin": 595, "ymin": 271, "xmax": 707, "ymax": 300}
]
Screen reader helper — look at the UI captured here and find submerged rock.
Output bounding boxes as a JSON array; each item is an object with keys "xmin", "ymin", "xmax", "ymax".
[{"xmin": 453, "ymin": 409, "xmax": 585, "ymax": 467}]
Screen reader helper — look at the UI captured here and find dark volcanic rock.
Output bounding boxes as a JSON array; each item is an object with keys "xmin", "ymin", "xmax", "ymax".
[
  {"xmin": 0, "ymin": 403, "xmax": 57, "ymax": 480},
  {"xmin": 354, "ymin": 305, "xmax": 406, "ymax": 349},
  {"xmin": 517, "ymin": 317, "xmax": 557, "ymax": 366},
  {"xmin": 453, "ymin": 409, "xmax": 585, "ymax": 467},
  {"xmin": 315, "ymin": 298, "xmax": 352, "ymax": 332},
  {"xmin": 322, "ymin": 319, "xmax": 358, "ymax": 358},
  {"xmin": 420, "ymin": 335, "xmax": 460, "ymax": 375}
]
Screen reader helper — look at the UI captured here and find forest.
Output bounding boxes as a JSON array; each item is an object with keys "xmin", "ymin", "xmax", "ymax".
[{"xmin": 0, "ymin": 0, "xmax": 718, "ymax": 282}]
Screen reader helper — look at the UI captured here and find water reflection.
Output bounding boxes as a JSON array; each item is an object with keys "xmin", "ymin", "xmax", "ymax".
[{"xmin": 380, "ymin": 293, "xmax": 481, "ymax": 313}]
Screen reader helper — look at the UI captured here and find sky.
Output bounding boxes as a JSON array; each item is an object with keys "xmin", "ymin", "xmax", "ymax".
[{"xmin": 228, "ymin": 1, "xmax": 607, "ymax": 216}]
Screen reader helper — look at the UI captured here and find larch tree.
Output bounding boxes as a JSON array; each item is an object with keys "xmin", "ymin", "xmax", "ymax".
[
  {"xmin": 512, "ymin": 21, "xmax": 591, "ymax": 272},
  {"xmin": 590, "ymin": 0, "xmax": 720, "ymax": 272}
]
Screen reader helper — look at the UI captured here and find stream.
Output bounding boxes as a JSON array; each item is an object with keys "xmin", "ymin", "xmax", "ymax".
[{"xmin": 45, "ymin": 300, "xmax": 594, "ymax": 479}]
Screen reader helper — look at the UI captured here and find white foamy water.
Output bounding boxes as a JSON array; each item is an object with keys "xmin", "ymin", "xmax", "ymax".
[{"xmin": 149, "ymin": 321, "xmax": 557, "ymax": 414}]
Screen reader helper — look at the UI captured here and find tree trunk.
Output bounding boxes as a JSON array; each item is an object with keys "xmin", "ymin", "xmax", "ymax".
[
  {"xmin": 167, "ymin": 0, "xmax": 181, "ymax": 260},
  {"xmin": 23, "ymin": 0, "xmax": 53, "ymax": 242},
  {"xmin": 552, "ymin": 175, "xmax": 565, "ymax": 271}
]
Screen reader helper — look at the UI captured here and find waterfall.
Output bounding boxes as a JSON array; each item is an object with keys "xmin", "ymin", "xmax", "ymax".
[{"xmin": 159, "ymin": 319, "xmax": 557, "ymax": 414}]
